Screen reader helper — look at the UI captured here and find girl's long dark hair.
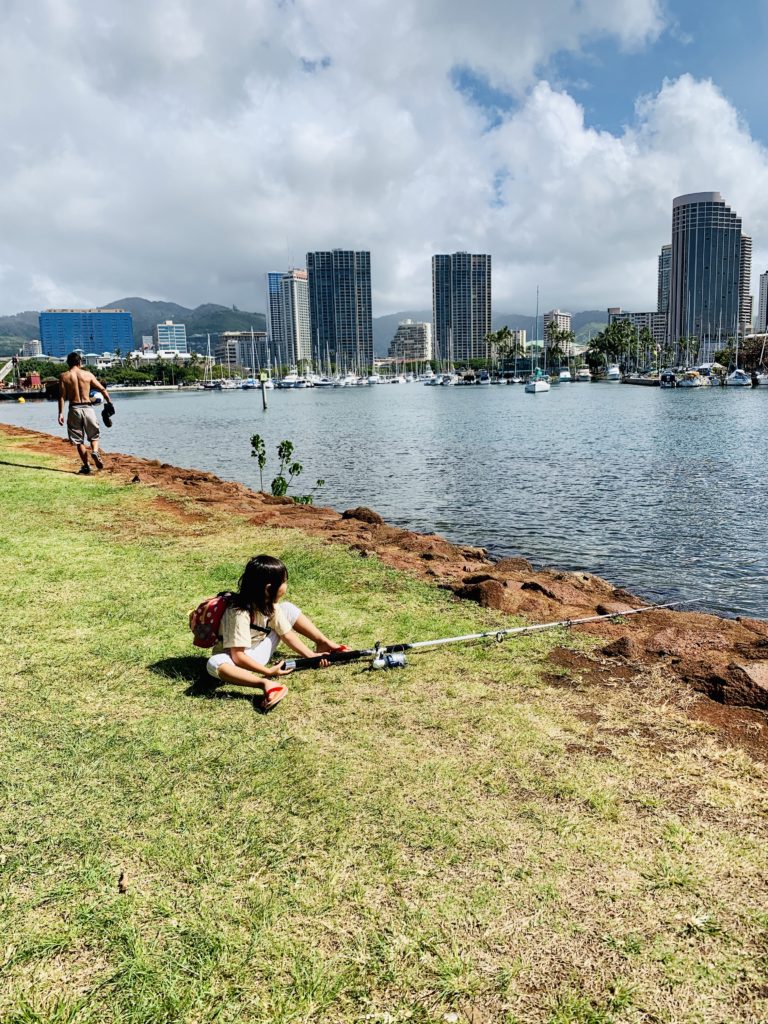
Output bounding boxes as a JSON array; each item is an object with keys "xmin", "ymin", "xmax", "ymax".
[{"xmin": 231, "ymin": 555, "xmax": 288, "ymax": 617}]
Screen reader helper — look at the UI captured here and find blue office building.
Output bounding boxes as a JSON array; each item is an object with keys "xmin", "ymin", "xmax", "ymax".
[
  {"xmin": 266, "ymin": 272, "xmax": 284, "ymax": 355},
  {"xmin": 39, "ymin": 308, "xmax": 134, "ymax": 359}
]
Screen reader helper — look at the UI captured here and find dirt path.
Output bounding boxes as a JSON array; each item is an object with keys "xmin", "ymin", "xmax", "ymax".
[{"xmin": 4, "ymin": 422, "xmax": 767, "ymax": 758}]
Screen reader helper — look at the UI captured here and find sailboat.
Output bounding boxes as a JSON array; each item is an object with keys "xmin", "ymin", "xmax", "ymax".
[
  {"xmin": 525, "ymin": 287, "xmax": 550, "ymax": 393},
  {"xmin": 753, "ymin": 336, "xmax": 768, "ymax": 386},
  {"xmin": 726, "ymin": 323, "xmax": 752, "ymax": 386},
  {"xmin": 201, "ymin": 335, "xmax": 220, "ymax": 389}
]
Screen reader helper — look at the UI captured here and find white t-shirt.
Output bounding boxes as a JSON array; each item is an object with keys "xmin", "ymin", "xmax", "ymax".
[{"xmin": 214, "ymin": 603, "xmax": 292, "ymax": 653}]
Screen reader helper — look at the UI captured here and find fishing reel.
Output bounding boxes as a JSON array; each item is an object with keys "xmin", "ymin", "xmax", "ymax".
[{"xmin": 370, "ymin": 644, "xmax": 408, "ymax": 670}]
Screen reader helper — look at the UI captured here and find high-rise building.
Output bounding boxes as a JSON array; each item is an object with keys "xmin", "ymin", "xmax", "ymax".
[
  {"xmin": 279, "ymin": 270, "xmax": 312, "ymax": 365},
  {"xmin": 668, "ymin": 192, "xmax": 746, "ymax": 360},
  {"xmin": 388, "ymin": 320, "xmax": 433, "ymax": 362},
  {"xmin": 739, "ymin": 234, "xmax": 753, "ymax": 333},
  {"xmin": 543, "ymin": 309, "xmax": 572, "ymax": 339},
  {"xmin": 39, "ymin": 309, "xmax": 134, "ymax": 359},
  {"xmin": 266, "ymin": 272, "xmax": 284, "ymax": 356},
  {"xmin": 657, "ymin": 244, "xmax": 671, "ymax": 314},
  {"xmin": 432, "ymin": 252, "xmax": 492, "ymax": 363},
  {"xmin": 306, "ymin": 250, "xmax": 373, "ymax": 369},
  {"xmin": 154, "ymin": 320, "xmax": 188, "ymax": 353},
  {"xmin": 757, "ymin": 271, "xmax": 768, "ymax": 333}
]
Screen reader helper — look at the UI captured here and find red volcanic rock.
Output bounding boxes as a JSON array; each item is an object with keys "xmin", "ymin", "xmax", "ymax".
[
  {"xmin": 724, "ymin": 662, "xmax": 768, "ymax": 709},
  {"xmin": 342, "ymin": 506, "xmax": 384, "ymax": 524},
  {"xmin": 595, "ymin": 602, "xmax": 637, "ymax": 616},
  {"xmin": 493, "ymin": 556, "xmax": 534, "ymax": 574},
  {"xmin": 453, "ymin": 579, "xmax": 509, "ymax": 610},
  {"xmin": 602, "ymin": 636, "xmax": 639, "ymax": 659}
]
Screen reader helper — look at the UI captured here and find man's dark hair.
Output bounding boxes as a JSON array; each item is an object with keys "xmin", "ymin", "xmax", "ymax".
[{"xmin": 66, "ymin": 352, "xmax": 82, "ymax": 368}]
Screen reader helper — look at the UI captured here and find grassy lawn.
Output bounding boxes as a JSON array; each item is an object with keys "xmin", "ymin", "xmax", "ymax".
[{"xmin": 1, "ymin": 431, "xmax": 766, "ymax": 1024}]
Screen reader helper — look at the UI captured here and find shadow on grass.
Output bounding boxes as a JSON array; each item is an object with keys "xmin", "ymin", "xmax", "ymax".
[
  {"xmin": 0, "ymin": 458, "xmax": 73, "ymax": 474},
  {"xmin": 149, "ymin": 656, "xmax": 255, "ymax": 703}
]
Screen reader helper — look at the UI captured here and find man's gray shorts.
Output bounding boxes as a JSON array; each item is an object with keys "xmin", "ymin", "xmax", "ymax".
[{"xmin": 67, "ymin": 404, "xmax": 100, "ymax": 445}]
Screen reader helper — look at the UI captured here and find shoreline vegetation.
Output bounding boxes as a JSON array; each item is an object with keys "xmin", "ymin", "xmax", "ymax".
[{"xmin": 2, "ymin": 423, "xmax": 767, "ymax": 1023}]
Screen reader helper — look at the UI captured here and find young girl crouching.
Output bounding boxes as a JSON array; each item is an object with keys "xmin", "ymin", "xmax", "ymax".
[{"xmin": 206, "ymin": 554, "xmax": 344, "ymax": 711}]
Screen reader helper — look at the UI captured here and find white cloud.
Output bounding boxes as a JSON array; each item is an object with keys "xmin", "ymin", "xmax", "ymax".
[{"xmin": 1, "ymin": 0, "xmax": 767, "ymax": 317}]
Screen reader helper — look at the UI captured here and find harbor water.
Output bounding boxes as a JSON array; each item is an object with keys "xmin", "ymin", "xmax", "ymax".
[{"xmin": 3, "ymin": 382, "xmax": 767, "ymax": 619}]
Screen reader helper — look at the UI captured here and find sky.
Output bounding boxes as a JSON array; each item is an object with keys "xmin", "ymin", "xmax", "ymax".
[{"xmin": 2, "ymin": 0, "xmax": 768, "ymax": 318}]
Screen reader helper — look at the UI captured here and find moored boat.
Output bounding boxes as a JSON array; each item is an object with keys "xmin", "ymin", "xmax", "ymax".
[
  {"xmin": 725, "ymin": 368, "xmax": 752, "ymax": 387},
  {"xmin": 677, "ymin": 370, "xmax": 711, "ymax": 388},
  {"xmin": 524, "ymin": 369, "xmax": 551, "ymax": 394},
  {"xmin": 575, "ymin": 367, "xmax": 592, "ymax": 382}
]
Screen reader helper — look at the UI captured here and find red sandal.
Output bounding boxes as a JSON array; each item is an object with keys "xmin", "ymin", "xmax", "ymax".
[{"xmin": 257, "ymin": 683, "xmax": 288, "ymax": 712}]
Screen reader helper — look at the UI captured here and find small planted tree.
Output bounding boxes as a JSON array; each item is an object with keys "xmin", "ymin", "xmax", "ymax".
[{"xmin": 250, "ymin": 435, "xmax": 325, "ymax": 504}]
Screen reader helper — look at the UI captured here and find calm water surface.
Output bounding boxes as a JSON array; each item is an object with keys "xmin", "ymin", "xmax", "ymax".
[{"xmin": 3, "ymin": 383, "xmax": 767, "ymax": 618}]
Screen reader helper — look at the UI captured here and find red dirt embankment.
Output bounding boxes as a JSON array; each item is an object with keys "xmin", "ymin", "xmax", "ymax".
[{"xmin": 4, "ymin": 423, "xmax": 768, "ymax": 757}]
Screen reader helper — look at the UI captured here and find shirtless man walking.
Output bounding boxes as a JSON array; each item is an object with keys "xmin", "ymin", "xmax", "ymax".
[{"xmin": 58, "ymin": 352, "xmax": 112, "ymax": 475}]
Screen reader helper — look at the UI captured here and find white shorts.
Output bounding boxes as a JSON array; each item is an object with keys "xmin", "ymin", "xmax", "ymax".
[{"xmin": 206, "ymin": 601, "xmax": 301, "ymax": 679}]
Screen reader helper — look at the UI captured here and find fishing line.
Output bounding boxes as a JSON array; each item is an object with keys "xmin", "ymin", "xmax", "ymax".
[{"xmin": 283, "ymin": 598, "xmax": 699, "ymax": 672}]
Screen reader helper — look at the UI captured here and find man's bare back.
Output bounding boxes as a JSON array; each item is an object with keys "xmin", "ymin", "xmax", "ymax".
[{"xmin": 60, "ymin": 366, "xmax": 103, "ymax": 405}]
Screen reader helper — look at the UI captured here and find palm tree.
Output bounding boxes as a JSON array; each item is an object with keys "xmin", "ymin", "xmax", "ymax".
[{"xmin": 545, "ymin": 321, "xmax": 566, "ymax": 371}]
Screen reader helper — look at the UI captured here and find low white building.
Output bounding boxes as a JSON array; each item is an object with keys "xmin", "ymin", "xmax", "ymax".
[{"xmin": 388, "ymin": 320, "xmax": 433, "ymax": 361}]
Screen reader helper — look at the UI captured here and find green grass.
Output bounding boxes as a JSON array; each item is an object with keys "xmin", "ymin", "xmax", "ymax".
[{"xmin": 1, "ymin": 431, "xmax": 767, "ymax": 1023}]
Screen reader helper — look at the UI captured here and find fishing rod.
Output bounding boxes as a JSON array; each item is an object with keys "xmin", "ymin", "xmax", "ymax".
[{"xmin": 283, "ymin": 598, "xmax": 697, "ymax": 672}]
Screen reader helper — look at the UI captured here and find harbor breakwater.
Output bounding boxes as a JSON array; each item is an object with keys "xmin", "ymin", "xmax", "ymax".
[{"xmin": 4, "ymin": 422, "xmax": 767, "ymax": 759}]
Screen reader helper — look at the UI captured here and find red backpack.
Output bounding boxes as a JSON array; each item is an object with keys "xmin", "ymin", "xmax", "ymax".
[{"xmin": 189, "ymin": 592, "xmax": 233, "ymax": 648}]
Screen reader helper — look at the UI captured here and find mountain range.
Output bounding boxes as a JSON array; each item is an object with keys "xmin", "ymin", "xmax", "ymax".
[{"xmin": 0, "ymin": 298, "xmax": 608, "ymax": 357}]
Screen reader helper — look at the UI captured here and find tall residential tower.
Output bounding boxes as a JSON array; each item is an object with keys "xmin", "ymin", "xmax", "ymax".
[
  {"xmin": 668, "ymin": 192, "xmax": 749, "ymax": 360},
  {"xmin": 657, "ymin": 243, "xmax": 671, "ymax": 314},
  {"xmin": 432, "ymin": 252, "xmax": 492, "ymax": 363},
  {"xmin": 306, "ymin": 250, "xmax": 373, "ymax": 370},
  {"xmin": 758, "ymin": 271, "xmax": 768, "ymax": 333}
]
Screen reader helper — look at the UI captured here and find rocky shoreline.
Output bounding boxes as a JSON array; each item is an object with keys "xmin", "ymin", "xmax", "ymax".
[{"xmin": 4, "ymin": 422, "xmax": 767, "ymax": 757}]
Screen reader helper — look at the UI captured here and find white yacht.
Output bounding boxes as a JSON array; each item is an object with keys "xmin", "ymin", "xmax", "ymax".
[
  {"xmin": 558, "ymin": 367, "xmax": 573, "ymax": 383},
  {"xmin": 725, "ymin": 368, "xmax": 752, "ymax": 387},
  {"xmin": 367, "ymin": 373, "xmax": 383, "ymax": 385},
  {"xmin": 575, "ymin": 367, "xmax": 591, "ymax": 382},
  {"xmin": 605, "ymin": 364, "xmax": 622, "ymax": 382}
]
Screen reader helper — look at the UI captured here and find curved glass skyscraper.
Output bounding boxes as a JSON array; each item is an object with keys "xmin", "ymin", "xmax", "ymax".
[{"xmin": 669, "ymin": 192, "xmax": 750, "ymax": 361}]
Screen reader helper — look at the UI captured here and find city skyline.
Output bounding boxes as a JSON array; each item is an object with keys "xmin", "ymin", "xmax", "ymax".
[{"xmin": 2, "ymin": 2, "xmax": 768, "ymax": 319}]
